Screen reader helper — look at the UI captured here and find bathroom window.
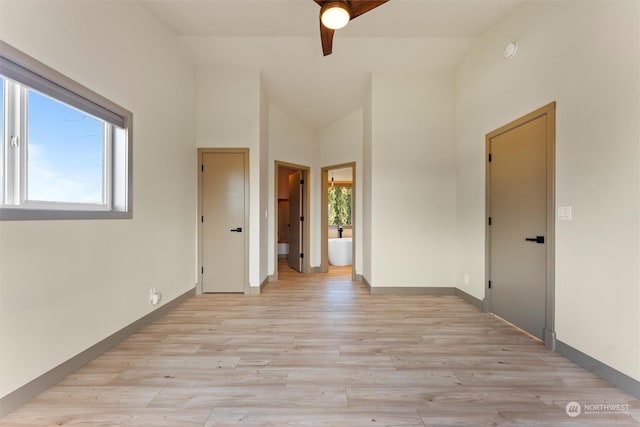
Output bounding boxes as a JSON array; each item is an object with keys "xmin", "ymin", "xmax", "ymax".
[
  {"xmin": 328, "ymin": 185, "xmax": 352, "ymax": 226},
  {"xmin": 0, "ymin": 41, "xmax": 132, "ymax": 220}
]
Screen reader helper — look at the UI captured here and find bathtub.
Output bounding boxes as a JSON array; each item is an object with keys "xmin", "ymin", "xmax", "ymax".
[{"xmin": 328, "ymin": 238, "xmax": 352, "ymax": 266}]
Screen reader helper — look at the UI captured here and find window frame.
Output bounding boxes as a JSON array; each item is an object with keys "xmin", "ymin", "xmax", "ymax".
[{"xmin": 0, "ymin": 40, "xmax": 133, "ymax": 220}]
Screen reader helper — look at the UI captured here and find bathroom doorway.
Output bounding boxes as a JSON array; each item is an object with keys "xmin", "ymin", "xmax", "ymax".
[
  {"xmin": 321, "ymin": 162, "xmax": 356, "ymax": 280},
  {"xmin": 274, "ymin": 161, "xmax": 310, "ymax": 279}
]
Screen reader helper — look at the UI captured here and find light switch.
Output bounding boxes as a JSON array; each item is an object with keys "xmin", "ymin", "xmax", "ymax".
[{"xmin": 558, "ymin": 206, "xmax": 572, "ymax": 221}]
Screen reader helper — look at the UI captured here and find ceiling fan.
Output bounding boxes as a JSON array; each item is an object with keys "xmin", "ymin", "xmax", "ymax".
[{"xmin": 313, "ymin": 0, "xmax": 389, "ymax": 56}]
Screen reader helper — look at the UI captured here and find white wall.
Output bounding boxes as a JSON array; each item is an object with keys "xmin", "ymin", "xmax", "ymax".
[
  {"xmin": 267, "ymin": 104, "xmax": 319, "ymax": 274},
  {"xmin": 318, "ymin": 109, "xmax": 364, "ymax": 275},
  {"xmin": 259, "ymin": 80, "xmax": 270, "ymax": 284},
  {"xmin": 369, "ymin": 72, "xmax": 457, "ymax": 287},
  {"xmin": 455, "ymin": 0, "xmax": 640, "ymax": 380},
  {"xmin": 363, "ymin": 80, "xmax": 373, "ymax": 282},
  {"xmin": 0, "ymin": 0, "xmax": 196, "ymax": 398},
  {"xmin": 195, "ymin": 69, "xmax": 264, "ymax": 287}
]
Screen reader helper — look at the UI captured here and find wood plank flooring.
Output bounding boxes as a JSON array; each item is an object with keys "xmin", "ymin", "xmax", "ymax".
[{"xmin": 1, "ymin": 262, "xmax": 639, "ymax": 426}]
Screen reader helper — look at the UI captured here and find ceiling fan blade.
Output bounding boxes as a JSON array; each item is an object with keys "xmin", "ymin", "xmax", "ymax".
[
  {"xmin": 320, "ymin": 20, "xmax": 335, "ymax": 56},
  {"xmin": 349, "ymin": 0, "xmax": 389, "ymax": 20},
  {"xmin": 313, "ymin": 0, "xmax": 326, "ymax": 5}
]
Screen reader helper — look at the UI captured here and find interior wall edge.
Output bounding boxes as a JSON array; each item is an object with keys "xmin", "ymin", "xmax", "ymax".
[{"xmin": 454, "ymin": 287, "xmax": 484, "ymax": 310}]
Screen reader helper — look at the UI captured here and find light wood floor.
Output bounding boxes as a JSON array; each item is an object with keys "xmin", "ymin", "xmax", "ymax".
[{"xmin": 1, "ymin": 262, "xmax": 638, "ymax": 426}]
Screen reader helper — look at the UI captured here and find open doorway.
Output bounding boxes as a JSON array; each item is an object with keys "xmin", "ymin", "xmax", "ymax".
[
  {"xmin": 321, "ymin": 162, "xmax": 356, "ymax": 280},
  {"xmin": 274, "ymin": 161, "xmax": 310, "ymax": 279}
]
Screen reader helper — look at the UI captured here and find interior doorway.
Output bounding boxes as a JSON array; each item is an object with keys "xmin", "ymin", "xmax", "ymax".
[
  {"xmin": 486, "ymin": 102, "xmax": 555, "ymax": 346},
  {"xmin": 274, "ymin": 161, "xmax": 310, "ymax": 279},
  {"xmin": 321, "ymin": 162, "xmax": 356, "ymax": 280}
]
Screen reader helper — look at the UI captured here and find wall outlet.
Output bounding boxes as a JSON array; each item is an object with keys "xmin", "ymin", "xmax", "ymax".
[
  {"xmin": 463, "ymin": 273, "xmax": 470, "ymax": 285},
  {"xmin": 149, "ymin": 288, "xmax": 161, "ymax": 306}
]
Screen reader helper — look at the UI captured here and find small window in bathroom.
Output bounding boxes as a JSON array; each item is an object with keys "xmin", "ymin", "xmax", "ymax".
[{"xmin": 328, "ymin": 185, "xmax": 351, "ymax": 226}]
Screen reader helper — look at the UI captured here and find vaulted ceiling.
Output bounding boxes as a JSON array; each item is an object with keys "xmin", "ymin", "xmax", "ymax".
[{"xmin": 139, "ymin": 0, "xmax": 527, "ymax": 129}]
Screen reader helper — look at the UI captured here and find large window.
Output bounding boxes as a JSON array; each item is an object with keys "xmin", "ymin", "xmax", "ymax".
[
  {"xmin": 328, "ymin": 185, "xmax": 352, "ymax": 226},
  {"xmin": 0, "ymin": 41, "xmax": 132, "ymax": 220}
]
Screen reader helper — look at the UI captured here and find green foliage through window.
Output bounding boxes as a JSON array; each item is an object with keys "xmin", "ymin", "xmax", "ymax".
[{"xmin": 328, "ymin": 186, "xmax": 352, "ymax": 226}]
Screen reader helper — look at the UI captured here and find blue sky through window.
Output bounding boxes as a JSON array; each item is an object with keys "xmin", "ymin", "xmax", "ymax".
[{"xmin": 27, "ymin": 89, "xmax": 104, "ymax": 203}]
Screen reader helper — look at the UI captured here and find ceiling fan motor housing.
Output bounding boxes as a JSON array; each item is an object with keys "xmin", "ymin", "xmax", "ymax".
[{"xmin": 320, "ymin": 2, "xmax": 352, "ymax": 30}]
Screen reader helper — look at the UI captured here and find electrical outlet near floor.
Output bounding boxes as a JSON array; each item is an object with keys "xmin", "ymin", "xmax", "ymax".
[
  {"xmin": 149, "ymin": 288, "xmax": 161, "ymax": 306},
  {"xmin": 463, "ymin": 273, "xmax": 470, "ymax": 285}
]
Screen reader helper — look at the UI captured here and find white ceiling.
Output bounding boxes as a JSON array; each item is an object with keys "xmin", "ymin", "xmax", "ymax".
[{"xmin": 139, "ymin": 0, "xmax": 527, "ymax": 129}]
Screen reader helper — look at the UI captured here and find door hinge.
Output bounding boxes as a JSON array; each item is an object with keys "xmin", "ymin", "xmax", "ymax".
[
  {"xmin": 201, "ymin": 267, "xmax": 204, "ymax": 274},
  {"xmin": 300, "ymin": 253, "xmax": 304, "ymax": 259},
  {"xmin": 488, "ymin": 153, "xmax": 492, "ymax": 162},
  {"xmin": 300, "ymin": 216, "xmax": 304, "ymax": 222},
  {"xmin": 201, "ymin": 216, "xmax": 204, "ymax": 223},
  {"xmin": 488, "ymin": 217, "xmax": 492, "ymax": 226},
  {"xmin": 201, "ymin": 164, "xmax": 204, "ymax": 172},
  {"xmin": 488, "ymin": 280, "xmax": 492, "ymax": 289},
  {"xmin": 300, "ymin": 179, "xmax": 304, "ymax": 185}
]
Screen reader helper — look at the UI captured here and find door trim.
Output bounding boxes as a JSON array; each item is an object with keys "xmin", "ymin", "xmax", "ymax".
[
  {"xmin": 273, "ymin": 161, "xmax": 311, "ymax": 280},
  {"xmin": 485, "ymin": 102, "xmax": 556, "ymax": 349},
  {"xmin": 197, "ymin": 148, "xmax": 250, "ymax": 294},
  {"xmin": 321, "ymin": 162, "xmax": 356, "ymax": 280}
]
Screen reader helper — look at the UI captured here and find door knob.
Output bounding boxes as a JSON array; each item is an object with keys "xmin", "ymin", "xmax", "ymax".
[
  {"xmin": 525, "ymin": 236, "xmax": 544, "ymax": 244},
  {"xmin": 230, "ymin": 227, "xmax": 242, "ymax": 232}
]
